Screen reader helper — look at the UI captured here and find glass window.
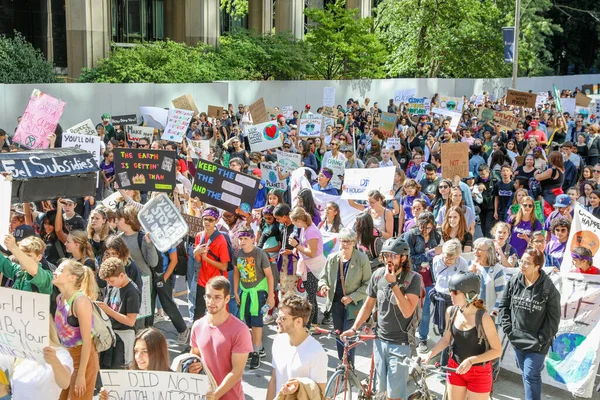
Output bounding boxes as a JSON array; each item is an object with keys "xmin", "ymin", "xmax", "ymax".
[{"xmin": 111, "ymin": 0, "xmax": 163, "ymax": 42}]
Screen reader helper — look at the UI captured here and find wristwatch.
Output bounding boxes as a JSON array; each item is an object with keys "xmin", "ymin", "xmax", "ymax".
[{"xmin": 388, "ymin": 281, "xmax": 398, "ymax": 289}]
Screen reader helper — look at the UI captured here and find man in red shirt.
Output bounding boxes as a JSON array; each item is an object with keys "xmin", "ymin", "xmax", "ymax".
[
  {"xmin": 193, "ymin": 207, "xmax": 230, "ymax": 320},
  {"xmin": 524, "ymin": 120, "xmax": 547, "ymax": 145}
]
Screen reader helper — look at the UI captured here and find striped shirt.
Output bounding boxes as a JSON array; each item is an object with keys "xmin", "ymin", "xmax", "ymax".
[{"xmin": 472, "ymin": 263, "xmax": 506, "ymax": 313}]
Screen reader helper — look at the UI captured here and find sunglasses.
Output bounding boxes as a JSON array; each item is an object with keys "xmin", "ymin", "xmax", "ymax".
[
  {"xmin": 522, "ymin": 204, "xmax": 534, "ymax": 208},
  {"xmin": 438, "ymin": 185, "xmax": 449, "ymax": 189},
  {"xmin": 203, "ymin": 218, "xmax": 216, "ymax": 223}
]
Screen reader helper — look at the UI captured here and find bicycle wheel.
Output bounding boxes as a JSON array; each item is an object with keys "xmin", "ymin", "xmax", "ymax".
[{"xmin": 325, "ymin": 369, "xmax": 364, "ymax": 400}]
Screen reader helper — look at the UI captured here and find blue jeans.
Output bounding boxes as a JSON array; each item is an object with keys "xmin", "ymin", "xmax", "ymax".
[
  {"xmin": 186, "ymin": 243, "xmax": 198, "ymax": 317},
  {"xmin": 418, "ymin": 285, "xmax": 433, "ymax": 342},
  {"xmin": 228, "ymin": 269, "xmax": 240, "ymax": 318},
  {"xmin": 373, "ymin": 339, "xmax": 410, "ymax": 400},
  {"xmin": 514, "ymin": 348, "xmax": 546, "ymax": 400},
  {"xmin": 331, "ymin": 301, "xmax": 355, "ymax": 365}
]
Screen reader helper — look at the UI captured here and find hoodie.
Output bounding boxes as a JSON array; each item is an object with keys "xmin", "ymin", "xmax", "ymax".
[{"xmin": 498, "ymin": 270, "xmax": 560, "ymax": 355}]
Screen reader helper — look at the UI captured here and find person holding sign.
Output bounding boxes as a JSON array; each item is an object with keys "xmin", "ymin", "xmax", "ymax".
[
  {"xmin": 0, "ymin": 234, "xmax": 53, "ymax": 294},
  {"xmin": 312, "ymin": 168, "xmax": 338, "ymax": 196}
]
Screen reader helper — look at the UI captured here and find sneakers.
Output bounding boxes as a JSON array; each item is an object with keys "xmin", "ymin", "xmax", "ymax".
[
  {"xmin": 154, "ymin": 314, "xmax": 166, "ymax": 323},
  {"xmin": 321, "ymin": 314, "xmax": 332, "ymax": 325},
  {"xmin": 263, "ymin": 313, "xmax": 276, "ymax": 324},
  {"xmin": 259, "ymin": 347, "xmax": 266, "ymax": 358},
  {"xmin": 177, "ymin": 327, "xmax": 191, "ymax": 345},
  {"xmin": 417, "ymin": 340, "xmax": 428, "ymax": 353},
  {"xmin": 249, "ymin": 352, "xmax": 260, "ymax": 369}
]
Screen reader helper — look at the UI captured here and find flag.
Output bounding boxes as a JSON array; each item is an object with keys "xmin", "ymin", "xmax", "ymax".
[{"xmin": 554, "ymin": 85, "xmax": 562, "ymax": 114}]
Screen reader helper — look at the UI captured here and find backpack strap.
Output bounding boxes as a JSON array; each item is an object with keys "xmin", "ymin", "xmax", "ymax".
[
  {"xmin": 445, "ymin": 305, "xmax": 460, "ymax": 336},
  {"xmin": 54, "ymin": 240, "xmax": 66, "ymax": 260},
  {"xmin": 475, "ymin": 308, "xmax": 490, "ymax": 350},
  {"xmin": 204, "ymin": 231, "xmax": 224, "ymax": 262}
]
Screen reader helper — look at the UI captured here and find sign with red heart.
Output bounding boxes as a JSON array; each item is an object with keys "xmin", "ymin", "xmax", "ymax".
[{"xmin": 247, "ymin": 121, "xmax": 282, "ymax": 152}]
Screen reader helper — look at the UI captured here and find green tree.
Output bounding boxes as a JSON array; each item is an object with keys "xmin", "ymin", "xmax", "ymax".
[
  {"xmin": 304, "ymin": 0, "xmax": 386, "ymax": 80},
  {"xmin": 0, "ymin": 32, "xmax": 57, "ymax": 83}
]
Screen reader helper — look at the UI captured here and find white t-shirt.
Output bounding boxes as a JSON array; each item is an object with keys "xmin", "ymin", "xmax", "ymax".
[
  {"xmin": 0, "ymin": 348, "xmax": 74, "ymax": 400},
  {"xmin": 271, "ymin": 333, "xmax": 328, "ymax": 392}
]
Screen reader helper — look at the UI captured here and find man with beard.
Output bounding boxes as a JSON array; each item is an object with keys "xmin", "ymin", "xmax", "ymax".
[
  {"xmin": 342, "ymin": 237, "xmax": 422, "ymax": 400},
  {"xmin": 266, "ymin": 294, "xmax": 327, "ymax": 400},
  {"xmin": 189, "ymin": 276, "xmax": 252, "ymax": 400}
]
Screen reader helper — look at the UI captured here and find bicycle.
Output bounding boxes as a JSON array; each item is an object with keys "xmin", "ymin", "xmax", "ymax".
[
  {"xmin": 315, "ymin": 327, "xmax": 383, "ymax": 400},
  {"xmin": 391, "ymin": 353, "xmax": 455, "ymax": 400}
]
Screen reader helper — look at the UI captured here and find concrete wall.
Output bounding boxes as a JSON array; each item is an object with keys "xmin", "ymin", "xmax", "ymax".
[{"xmin": 1, "ymin": 74, "xmax": 599, "ymax": 133}]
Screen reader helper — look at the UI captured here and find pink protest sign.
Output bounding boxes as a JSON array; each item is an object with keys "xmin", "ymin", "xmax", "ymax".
[{"xmin": 13, "ymin": 89, "xmax": 66, "ymax": 149}]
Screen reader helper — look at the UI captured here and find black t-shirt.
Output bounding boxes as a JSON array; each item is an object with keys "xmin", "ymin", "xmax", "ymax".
[
  {"xmin": 45, "ymin": 237, "xmax": 66, "ymax": 265},
  {"xmin": 63, "ymin": 213, "xmax": 86, "ymax": 233},
  {"xmin": 104, "ymin": 280, "xmax": 141, "ymax": 331},
  {"xmin": 514, "ymin": 166, "xmax": 535, "ymax": 181},
  {"xmin": 493, "ymin": 180, "xmax": 515, "ymax": 216}
]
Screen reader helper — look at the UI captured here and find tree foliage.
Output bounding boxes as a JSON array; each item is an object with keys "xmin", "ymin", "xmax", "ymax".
[
  {"xmin": 0, "ymin": 31, "xmax": 57, "ymax": 83},
  {"xmin": 304, "ymin": 0, "xmax": 386, "ymax": 80}
]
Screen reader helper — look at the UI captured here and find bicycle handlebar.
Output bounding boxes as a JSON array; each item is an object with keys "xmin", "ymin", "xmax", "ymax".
[
  {"xmin": 390, "ymin": 352, "xmax": 457, "ymax": 372},
  {"xmin": 314, "ymin": 327, "xmax": 376, "ymax": 341}
]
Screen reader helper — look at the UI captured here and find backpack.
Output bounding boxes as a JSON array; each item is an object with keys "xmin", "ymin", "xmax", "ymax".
[
  {"xmin": 446, "ymin": 305, "xmax": 490, "ymax": 362},
  {"xmin": 172, "ymin": 241, "xmax": 189, "ymax": 276},
  {"xmin": 200, "ymin": 231, "xmax": 235, "ymax": 272},
  {"xmin": 136, "ymin": 231, "xmax": 162, "ymax": 270},
  {"xmin": 68, "ymin": 293, "xmax": 116, "ymax": 353}
]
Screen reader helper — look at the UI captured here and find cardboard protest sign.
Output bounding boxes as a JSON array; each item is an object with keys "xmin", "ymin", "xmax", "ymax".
[
  {"xmin": 207, "ymin": 105, "xmax": 223, "ymax": 119},
  {"xmin": 506, "ymin": 89, "xmax": 537, "ymax": 108},
  {"xmin": 137, "ymin": 275, "xmax": 152, "ymax": 319},
  {"xmin": 0, "ymin": 287, "xmax": 50, "ymax": 363},
  {"xmin": 321, "ymin": 106, "xmax": 337, "ymax": 119},
  {"xmin": 172, "ymin": 94, "xmax": 199, "ymax": 115},
  {"xmin": 261, "ymin": 162, "xmax": 287, "ymax": 190},
  {"xmin": 562, "ymin": 204, "xmax": 600, "ymax": 272},
  {"xmin": 298, "ymin": 118, "xmax": 323, "ymax": 137},
  {"xmin": 341, "ymin": 166, "xmax": 395, "ymax": 200},
  {"xmin": 66, "ymin": 119, "xmax": 97, "ymax": 136},
  {"xmin": 576, "ymin": 92, "xmax": 592, "ymax": 107},
  {"xmin": 13, "ymin": 89, "xmax": 66, "ymax": 149},
  {"xmin": 138, "ymin": 193, "xmax": 189, "ymax": 252},
  {"xmin": 561, "ymin": 98, "xmax": 576, "ymax": 116},
  {"xmin": 111, "ymin": 114, "xmax": 138, "ymax": 125},
  {"xmin": 100, "ymin": 370, "xmax": 210, "ymax": 399},
  {"xmin": 323, "ymin": 87, "xmax": 336, "ymax": 107},
  {"xmin": 276, "ymin": 150, "xmax": 301, "ymax": 174},
  {"xmin": 161, "ymin": 108, "xmax": 194, "ymax": 143},
  {"xmin": 439, "ymin": 96, "xmax": 464, "ymax": 112},
  {"xmin": 192, "ymin": 159, "xmax": 260, "ymax": 212},
  {"xmin": 114, "ymin": 148, "xmax": 177, "ymax": 192},
  {"xmin": 282, "ymin": 106, "xmax": 294, "ymax": 120},
  {"xmin": 126, "ymin": 125, "xmax": 155, "ymax": 143},
  {"xmin": 140, "ymin": 106, "xmax": 168, "ymax": 129},
  {"xmin": 386, "ymin": 137, "xmax": 402, "ymax": 151},
  {"xmin": 493, "ymin": 111, "xmax": 520, "ymax": 130},
  {"xmin": 378, "ymin": 113, "xmax": 397, "ymax": 137},
  {"xmin": 0, "ymin": 180, "xmax": 12, "ymax": 242},
  {"xmin": 0, "ymin": 148, "xmax": 98, "ymax": 202},
  {"xmin": 326, "ymin": 158, "xmax": 345, "ymax": 190},
  {"xmin": 101, "ymin": 191, "xmax": 121, "ymax": 211},
  {"xmin": 247, "ymin": 121, "xmax": 282, "ymax": 152},
  {"xmin": 182, "ymin": 213, "xmax": 204, "ymax": 236},
  {"xmin": 249, "ymin": 98, "xmax": 269, "ymax": 124},
  {"xmin": 441, "ymin": 142, "xmax": 469, "ymax": 179},
  {"xmin": 394, "ymin": 89, "xmax": 416, "ymax": 104},
  {"xmin": 407, "ymin": 98, "xmax": 426, "ymax": 114}
]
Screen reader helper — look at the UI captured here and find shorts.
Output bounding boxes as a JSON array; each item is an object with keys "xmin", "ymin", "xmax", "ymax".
[
  {"xmin": 243, "ymin": 290, "xmax": 267, "ymax": 328},
  {"xmin": 447, "ymin": 357, "xmax": 493, "ymax": 393},
  {"xmin": 373, "ymin": 339, "xmax": 410, "ymax": 400}
]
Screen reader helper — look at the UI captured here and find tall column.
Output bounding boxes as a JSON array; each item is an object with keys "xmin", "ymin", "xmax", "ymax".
[
  {"xmin": 275, "ymin": 0, "xmax": 304, "ymax": 39},
  {"xmin": 248, "ymin": 0, "xmax": 273, "ymax": 35},
  {"xmin": 65, "ymin": 0, "xmax": 111, "ymax": 79},
  {"xmin": 186, "ymin": 0, "xmax": 220, "ymax": 47},
  {"xmin": 346, "ymin": 0, "xmax": 371, "ymax": 18},
  {"xmin": 164, "ymin": 0, "xmax": 186, "ymax": 42}
]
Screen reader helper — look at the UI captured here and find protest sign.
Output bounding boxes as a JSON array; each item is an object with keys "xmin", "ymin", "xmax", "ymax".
[
  {"xmin": 282, "ymin": 106, "xmax": 294, "ymax": 119},
  {"xmin": 111, "ymin": 114, "xmax": 138, "ymax": 125},
  {"xmin": 182, "ymin": 213, "xmax": 204, "ymax": 236},
  {"xmin": 0, "ymin": 180, "xmax": 12, "ymax": 241},
  {"xmin": 582, "ymin": 84, "xmax": 594, "ymax": 95},
  {"xmin": 100, "ymin": 370, "xmax": 210, "ymax": 399},
  {"xmin": 62, "ymin": 132, "xmax": 102, "ymax": 184},
  {"xmin": 536, "ymin": 91, "xmax": 549, "ymax": 107},
  {"xmin": 432, "ymin": 108, "xmax": 461, "ymax": 132},
  {"xmin": 321, "ymin": 106, "xmax": 337, "ymax": 119},
  {"xmin": 506, "ymin": 89, "xmax": 537, "ymax": 108},
  {"xmin": 441, "ymin": 142, "xmax": 469, "ymax": 179},
  {"xmin": 276, "ymin": 150, "xmax": 301, "ymax": 174},
  {"xmin": 188, "ymin": 139, "xmax": 211, "ymax": 159},
  {"xmin": 576, "ymin": 92, "xmax": 592, "ymax": 107},
  {"xmin": 394, "ymin": 89, "xmax": 416, "ymax": 104},
  {"xmin": 172, "ymin": 94, "xmax": 199, "ymax": 115},
  {"xmin": 474, "ymin": 95, "xmax": 485, "ymax": 105},
  {"xmin": 298, "ymin": 118, "xmax": 323, "ymax": 137},
  {"xmin": 101, "ymin": 191, "xmax": 121, "ymax": 211},
  {"xmin": 161, "ymin": 108, "xmax": 194, "ymax": 143},
  {"xmin": 192, "ymin": 159, "xmax": 260, "ymax": 212},
  {"xmin": 493, "ymin": 111, "xmax": 520, "ymax": 130},
  {"xmin": 266, "ymin": 107, "xmax": 279, "ymax": 121},
  {"xmin": 114, "ymin": 148, "xmax": 177, "ymax": 192},
  {"xmin": 261, "ymin": 162, "xmax": 287, "ymax": 190},
  {"xmin": 407, "ymin": 98, "xmax": 426, "ymax": 114},
  {"xmin": 247, "ymin": 121, "xmax": 282, "ymax": 152},
  {"xmin": 249, "ymin": 98, "xmax": 269, "ymax": 124},
  {"xmin": 66, "ymin": 119, "xmax": 97, "ymax": 136},
  {"xmin": 561, "ymin": 98, "xmax": 576, "ymax": 116},
  {"xmin": 13, "ymin": 89, "xmax": 66, "ymax": 149},
  {"xmin": 562, "ymin": 205, "xmax": 600, "ymax": 270},
  {"xmin": 323, "ymin": 87, "xmax": 336, "ymax": 107},
  {"xmin": 137, "ymin": 275, "xmax": 152, "ymax": 319},
  {"xmin": 138, "ymin": 193, "xmax": 189, "ymax": 252},
  {"xmin": 341, "ymin": 166, "xmax": 395, "ymax": 200},
  {"xmin": 126, "ymin": 125, "xmax": 155, "ymax": 143},
  {"xmin": 481, "ymin": 108, "xmax": 495, "ymax": 122},
  {"xmin": 140, "ymin": 106, "xmax": 168, "ymax": 129},
  {"xmin": 386, "ymin": 137, "xmax": 402, "ymax": 151},
  {"xmin": 378, "ymin": 113, "xmax": 397, "ymax": 137},
  {"xmin": 207, "ymin": 105, "xmax": 223, "ymax": 119},
  {"xmin": 0, "ymin": 287, "xmax": 50, "ymax": 363},
  {"xmin": 439, "ymin": 96, "xmax": 464, "ymax": 112},
  {"xmin": 326, "ymin": 158, "xmax": 345, "ymax": 190}
]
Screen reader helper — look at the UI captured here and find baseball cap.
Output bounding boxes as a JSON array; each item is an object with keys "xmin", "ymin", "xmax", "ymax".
[
  {"xmin": 14, "ymin": 224, "xmax": 37, "ymax": 242},
  {"xmin": 101, "ymin": 113, "xmax": 110, "ymax": 121},
  {"xmin": 62, "ymin": 198, "xmax": 76, "ymax": 204},
  {"xmin": 305, "ymin": 104, "xmax": 311, "ymax": 110},
  {"xmin": 530, "ymin": 120, "xmax": 539, "ymax": 127},
  {"xmin": 251, "ymin": 168, "xmax": 262, "ymax": 177},
  {"xmin": 554, "ymin": 194, "xmax": 570, "ymax": 208}
]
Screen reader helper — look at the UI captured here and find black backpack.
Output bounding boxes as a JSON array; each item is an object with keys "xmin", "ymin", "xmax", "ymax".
[
  {"xmin": 200, "ymin": 231, "xmax": 236, "ymax": 272},
  {"xmin": 172, "ymin": 241, "xmax": 189, "ymax": 276}
]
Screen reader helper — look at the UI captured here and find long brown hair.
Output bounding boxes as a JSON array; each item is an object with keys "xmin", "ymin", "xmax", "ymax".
[
  {"xmin": 511, "ymin": 196, "xmax": 539, "ymax": 227},
  {"xmin": 442, "ymin": 206, "xmax": 468, "ymax": 242},
  {"xmin": 131, "ymin": 328, "xmax": 170, "ymax": 371},
  {"xmin": 87, "ymin": 207, "xmax": 110, "ymax": 241},
  {"xmin": 68, "ymin": 230, "xmax": 95, "ymax": 262}
]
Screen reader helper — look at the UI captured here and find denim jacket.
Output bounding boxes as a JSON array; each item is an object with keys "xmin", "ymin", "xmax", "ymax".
[{"xmin": 403, "ymin": 227, "xmax": 442, "ymax": 272}]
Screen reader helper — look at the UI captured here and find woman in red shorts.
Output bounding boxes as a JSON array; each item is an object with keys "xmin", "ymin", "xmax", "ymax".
[{"xmin": 425, "ymin": 272, "xmax": 502, "ymax": 399}]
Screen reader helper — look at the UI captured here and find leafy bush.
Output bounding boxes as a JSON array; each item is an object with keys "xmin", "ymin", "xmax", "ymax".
[{"xmin": 0, "ymin": 31, "xmax": 57, "ymax": 83}]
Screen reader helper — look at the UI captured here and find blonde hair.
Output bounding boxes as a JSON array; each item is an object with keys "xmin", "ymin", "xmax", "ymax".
[
  {"xmin": 61, "ymin": 259, "xmax": 99, "ymax": 301},
  {"xmin": 18, "ymin": 236, "xmax": 46, "ymax": 256},
  {"xmin": 290, "ymin": 207, "xmax": 313, "ymax": 226},
  {"xmin": 68, "ymin": 230, "xmax": 95, "ymax": 262}
]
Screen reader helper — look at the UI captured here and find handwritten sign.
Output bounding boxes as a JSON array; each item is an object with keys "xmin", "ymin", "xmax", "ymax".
[
  {"xmin": 323, "ymin": 87, "xmax": 336, "ymax": 107},
  {"xmin": 138, "ymin": 193, "xmax": 189, "ymax": 252},
  {"xmin": 101, "ymin": 191, "xmax": 121, "ymax": 211},
  {"xmin": 207, "ymin": 105, "xmax": 223, "ymax": 119},
  {"xmin": 378, "ymin": 113, "xmax": 397, "ymax": 137},
  {"xmin": 536, "ymin": 92, "xmax": 549, "ymax": 107},
  {"xmin": 111, "ymin": 114, "xmax": 138, "ymax": 125},
  {"xmin": 386, "ymin": 137, "xmax": 402, "ymax": 150},
  {"xmin": 247, "ymin": 121, "xmax": 282, "ymax": 152},
  {"xmin": 249, "ymin": 98, "xmax": 269, "ymax": 124},
  {"xmin": 298, "ymin": 118, "xmax": 323, "ymax": 138},
  {"xmin": 192, "ymin": 159, "xmax": 260, "ymax": 213},
  {"xmin": 394, "ymin": 88, "xmax": 416, "ymax": 104},
  {"xmin": 326, "ymin": 158, "xmax": 345, "ymax": 190},
  {"xmin": 493, "ymin": 111, "xmax": 520, "ymax": 131},
  {"xmin": 114, "ymin": 148, "xmax": 177, "ymax": 192},
  {"xmin": 341, "ymin": 166, "xmax": 395, "ymax": 200},
  {"xmin": 188, "ymin": 139, "xmax": 211, "ymax": 159},
  {"xmin": 172, "ymin": 94, "xmax": 199, "ymax": 115},
  {"xmin": 13, "ymin": 89, "xmax": 66, "ymax": 149},
  {"xmin": 0, "ymin": 148, "xmax": 97, "ymax": 180},
  {"xmin": 276, "ymin": 150, "xmax": 301, "ymax": 174},
  {"xmin": 0, "ymin": 287, "xmax": 50, "ymax": 363},
  {"xmin": 261, "ymin": 162, "xmax": 287, "ymax": 190},
  {"xmin": 321, "ymin": 106, "xmax": 337, "ymax": 119},
  {"xmin": 439, "ymin": 96, "xmax": 464, "ymax": 112},
  {"xmin": 506, "ymin": 89, "xmax": 537, "ymax": 108},
  {"xmin": 100, "ymin": 370, "xmax": 209, "ymax": 399},
  {"xmin": 282, "ymin": 106, "xmax": 294, "ymax": 120},
  {"xmin": 137, "ymin": 275, "xmax": 152, "ymax": 319},
  {"xmin": 62, "ymin": 132, "xmax": 102, "ymax": 184},
  {"xmin": 407, "ymin": 98, "xmax": 426, "ymax": 115},
  {"xmin": 182, "ymin": 213, "xmax": 204, "ymax": 236},
  {"xmin": 126, "ymin": 125, "xmax": 155, "ymax": 143},
  {"xmin": 66, "ymin": 119, "xmax": 97, "ymax": 136},
  {"xmin": 441, "ymin": 142, "xmax": 469, "ymax": 179},
  {"xmin": 161, "ymin": 108, "xmax": 194, "ymax": 143},
  {"xmin": 561, "ymin": 98, "xmax": 576, "ymax": 116}
]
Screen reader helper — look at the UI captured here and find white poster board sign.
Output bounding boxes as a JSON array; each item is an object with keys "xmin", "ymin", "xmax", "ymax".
[
  {"xmin": 282, "ymin": 106, "xmax": 294, "ymax": 120},
  {"xmin": 100, "ymin": 370, "xmax": 210, "ymax": 399},
  {"xmin": 0, "ymin": 287, "xmax": 50, "ymax": 363},
  {"xmin": 432, "ymin": 107, "xmax": 461, "ymax": 132},
  {"xmin": 66, "ymin": 119, "xmax": 97, "ymax": 136},
  {"xmin": 261, "ymin": 162, "xmax": 287, "ymax": 190},
  {"xmin": 247, "ymin": 121, "xmax": 283, "ymax": 152},
  {"xmin": 161, "ymin": 108, "xmax": 194, "ymax": 143},
  {"xmin": 140, "ymin": 106, "xmax": 169, "ymax": 130},
  {"xmin": 62, "ymin": 132, "xmax": 102, "ymax": 184},
  {"xmin": 323, "ymin": 87, "xmax": 336, "ymax": 107},
  {"xmin": 341, "ymin": 166, "xmax": 395, "ymax": 200},
  {"xmin": 126, "ymin": 125, "xmax": 155, "ymax": 143},
  {"xmin": 325, "ymin": 158, "xmax": 345, "ymax": 190},
  {"xmin": 101, "ymin": 191, "xmax": 121, "ymax": 211},
  {"xmin": 561, "ymin": 98, "xmax": 576, "ymax": 117},
  {"xmin": 386, "ymin": 137, "xmax": 402, "ymax": 151},
  {"xmin": 394, "ymin": 89, "xmax": 416, "ymax": 104},
  {"xmin": 276, "ymin": 150, "xmax": 301, "ymax": 174},
  {"xmin": 298, "ymin": 118, "xmax": 323, "ymax": 138},
  {"xmin": 188, "ymin": 139, "xmax": 211, "ymax": 160},
  {"xmin": 137, "ymin": 275, "xmax": 152, "ymax": 319},
  {"xmin": 138, "ymin": 193, "xmax": 189, "ymax": 252}
]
